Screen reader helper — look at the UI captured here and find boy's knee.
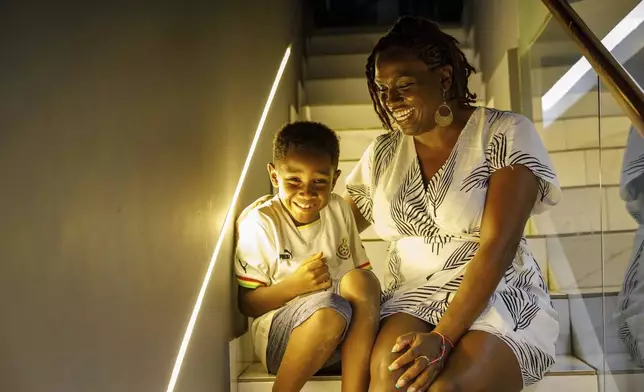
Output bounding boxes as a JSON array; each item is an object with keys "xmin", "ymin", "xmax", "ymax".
[
  {"xmin": 304, "ymin": 305, "xmax": 349, "ymax": 343},
  {"xmin": 339, "ymin": 269, "xmax": 381, "ymax": 303},
  {"xmin": 301, "ymin": 292, "xmax": 351, "ymax": 330}
]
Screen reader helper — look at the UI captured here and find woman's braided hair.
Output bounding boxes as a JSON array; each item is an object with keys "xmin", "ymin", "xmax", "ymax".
[{"xmin": 366, "ymin": 16, "xmax": 477, "ymax": 131}]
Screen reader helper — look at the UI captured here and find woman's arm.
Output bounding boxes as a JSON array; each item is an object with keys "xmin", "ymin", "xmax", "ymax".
[
  {"xmin": 343, "ymin": 193, "xmax": 372, "ymax": 234},
  {"xmin": 433, "ymin": 164, "xmax": 539, "ymax": 343}
]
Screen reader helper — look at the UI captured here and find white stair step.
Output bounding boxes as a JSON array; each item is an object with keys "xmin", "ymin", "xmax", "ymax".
[
  {"xmin": 529, "ymin": 64, "xmax": 611, "ymax": 97},
  {"xmin": 537, "ymin": 115, "xmax": 630, "ymax": 151},
  {"xmin": 568, "ymin": 292, "xmax": 644, "ymax": 368},
  {"xmin": 553, "ymin": 295, "xmax": 572, "ymax": 355},
  {"xmin": 237, "ymin": 355, "xmax": 597, "ymax": 392},
  {"xmin": 545, "ymin": 230, "xmax": 637, "ymax": 292},
  {"xmin": 530, "ymin": 40, "xmax": 583, "ymax": 67},
  {"xmin": 307, "ymin": 48, "xmax": 477, "ymax": 80},
  {"xmin": 337, "ymin": 129, "xmax": 384, "ymax": 161},
  {"xmin": 549, "ymin": 147, "xmax": 624, "ymax": 188},
  {"xmin": 307, "ymin": 31, "xmax": 388, "ymax": 56},
  {"xmin": 534, "ymin": 91, "xmax": 622, "ymax": 123},
  {"xmin": 305, "ymin": 73, "xmax": 484, "ymax": 106},
  {"xmin": 307, "ymin": 26, "xmax": 468, "ymax": 56},
  {"xmin": 530, "ymin": 186, "xmax": 637, "ymax": 236},
  {"xmin": 305, "ymin": 103, "xmax": 380, "ymax": 130},
  {"xmin": 307, "ymin": 53, "xmax": 370, "ymax": 80}
]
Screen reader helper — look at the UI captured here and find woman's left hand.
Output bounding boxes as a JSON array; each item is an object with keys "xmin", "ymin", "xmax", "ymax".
[{"xmin": 388, "ymin": 332, "xmax": 454, "ymax": 392}]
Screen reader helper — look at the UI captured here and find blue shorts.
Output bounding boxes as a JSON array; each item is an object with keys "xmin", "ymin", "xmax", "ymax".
[{"xmin": 265, "ymin": 290, "xmax": 352, "ymax": 374}]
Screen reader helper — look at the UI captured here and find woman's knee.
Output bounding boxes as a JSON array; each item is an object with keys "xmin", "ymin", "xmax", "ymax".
[
  {"xmin": 370, "ymin": 349, "xmax": 395, "ymax": 382},
  {"xmin": 339, "ymin": 268, "xmax": 381, "ymax": 303},
  {"xmin": 369, "ymin": 338, "xmax": 401, "ymax": 390}
]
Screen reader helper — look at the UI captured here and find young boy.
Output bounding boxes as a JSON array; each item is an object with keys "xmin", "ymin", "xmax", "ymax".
[{"xmin": 235, "ymin": 121, "xmax": 381, "ymax": 392}]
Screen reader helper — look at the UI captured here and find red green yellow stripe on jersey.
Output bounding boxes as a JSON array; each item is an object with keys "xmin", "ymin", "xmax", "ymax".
[
  {"xmin": 236, "ymin": 275, "xmax": 268, "ymax": 289},
  {"xmin": 357, "ymin": 261, "xmax": 372, "ymax": 270}
]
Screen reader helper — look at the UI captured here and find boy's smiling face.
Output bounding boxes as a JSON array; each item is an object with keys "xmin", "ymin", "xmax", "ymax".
[{"xmin": 268, "ymin": 147, "xmax": 340, "ymax": 225}]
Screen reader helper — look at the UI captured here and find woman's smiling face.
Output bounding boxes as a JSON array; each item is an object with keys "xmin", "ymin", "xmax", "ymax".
[{"xmin": 374, "ymin": 46, "xmax": 451, "ymax": 136}]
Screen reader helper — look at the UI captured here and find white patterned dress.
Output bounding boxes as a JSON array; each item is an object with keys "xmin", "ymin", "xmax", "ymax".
[
  {"xmin": 614, "ymin": 125, "xmax": 644, "ymax": 367},
  {"xmin": 345, "ymin": 107, "xmax": 561, "ymax": 387}
]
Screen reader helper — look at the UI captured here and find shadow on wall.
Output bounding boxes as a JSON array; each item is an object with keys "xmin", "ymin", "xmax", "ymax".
[{"xmin": 0, "ymin": 1, "xmax": 302, "ymax": 392}]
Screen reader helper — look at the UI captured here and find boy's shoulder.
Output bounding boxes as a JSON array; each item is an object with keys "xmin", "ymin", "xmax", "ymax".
[{"xmin": 237, "ymin": 195, "xmax": 283, "ymax": 231}]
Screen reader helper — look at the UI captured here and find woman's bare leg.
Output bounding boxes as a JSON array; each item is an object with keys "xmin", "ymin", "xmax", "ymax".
[
  {"xmin": 426, "ymin": 331, "xmax": 523, "ymax": 392},
  {"xmin": 369, "ymin": 314, "xmax": 523, "ymax": 392},
  {"xmin": 370, "ymin": 313, "xmax": 434, "ymax": 392}
]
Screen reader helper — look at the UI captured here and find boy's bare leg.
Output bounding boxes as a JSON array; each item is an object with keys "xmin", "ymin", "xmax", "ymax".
[
  {"xmin": 339, "ymin": 269, "xmax": 382, "ymax": 392},
  {"xmin": 273, "ymin": 308, "xmax": 347, "ymax": 392}
]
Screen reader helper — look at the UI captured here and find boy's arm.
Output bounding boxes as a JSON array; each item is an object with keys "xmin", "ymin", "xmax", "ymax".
[
  {"xmin": 238, "ymin": 252, "xmax": 330, "ymax": 317},
  {"xmin": 238, "ymin": 285, "xmax": 296, "ymax": 318},
  {"xmin": 236, "ymin": 213, "xmax": 331, "ymax": 318}
]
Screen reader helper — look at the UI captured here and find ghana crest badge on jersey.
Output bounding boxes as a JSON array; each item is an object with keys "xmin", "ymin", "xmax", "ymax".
[{"xmin": 336, "ymin": 238, "xmax": 351, "ymax": 260}]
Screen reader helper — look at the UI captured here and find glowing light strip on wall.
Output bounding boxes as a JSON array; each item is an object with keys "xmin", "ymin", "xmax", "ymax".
[
  {"xmin": 166, "ymin": 44, "xmax": 292, "ymax": 392},
  {"xmin": 541, "ymin": 1, "xmax": 644, "ymax": 119}
]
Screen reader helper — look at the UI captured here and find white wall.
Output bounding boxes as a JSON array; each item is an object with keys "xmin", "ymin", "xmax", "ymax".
[{"xmin": 0, "ymin": 1, "xmax": 301, "ymax": 391}]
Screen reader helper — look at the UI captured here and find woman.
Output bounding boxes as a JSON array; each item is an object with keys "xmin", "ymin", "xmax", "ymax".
[
  {"xmin": 614, "ymin": 125, "xmax": 644, "ymax": 367},
  {"xmin": 344, "ymin": 16, "xmax": 561, "ymax": 392}
]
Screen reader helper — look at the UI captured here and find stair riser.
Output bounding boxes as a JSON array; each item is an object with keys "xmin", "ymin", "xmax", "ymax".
[
  {"xmin": 569, "ymin": 295, "xmax": 630, "ymax": 361},
  {"xmin": 307, "ymin": 48, "xmax": 477, "ymax": 80},
  {"xmin": 307, "ymin": 28, "xmax": 467, "ymax": 56},
  {"xmin": 237, "ymin": 375, "xmax": 598, "ymax": 392},
  {"xmin": 305, "ymin": 74, "xmax": 484, "ymax": 106}
]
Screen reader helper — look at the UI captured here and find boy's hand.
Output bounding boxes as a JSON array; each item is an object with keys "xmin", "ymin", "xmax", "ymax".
[{"xmin": 283, "ymin": 252, "xmax": 331, "ymax": 296}]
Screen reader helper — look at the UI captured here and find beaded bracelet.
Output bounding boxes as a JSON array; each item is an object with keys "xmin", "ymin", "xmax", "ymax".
[
  {"xmin": 415, "ymin": 332, "xmax": 455, "ymax": 367},
  {"xmin": 431, "ymin": 331, "xmax": 454, "ymax": 349}
]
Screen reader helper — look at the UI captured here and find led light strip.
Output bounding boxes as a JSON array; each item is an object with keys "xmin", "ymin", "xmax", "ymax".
[
  {"xmin": 541, "ymin": 1, "xmax": 644, "ymax": 116},
  {"xmin": 166, "ymin": 44, "xmax": 292, "ymax": 392}
]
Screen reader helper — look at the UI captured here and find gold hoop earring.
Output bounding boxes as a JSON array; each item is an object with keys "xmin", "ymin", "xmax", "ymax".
[{"xmin": 434, "ymin": 88, "xmax": 453, "ymax": 127}]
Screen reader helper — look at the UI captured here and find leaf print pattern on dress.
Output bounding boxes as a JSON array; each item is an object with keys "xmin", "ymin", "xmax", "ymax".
[
  {"xmin": 496, "ymin": 334, "xmax": 555, "ymax": 386},
  {"xmin": 346, "ymin": 184, "xmax": 373, "ymax": 223},
  {"xmin": 500, "ymin": 286, "xmax": 540, "ymax": 332},
  {"xmin": 391, "ymin": 163, "xmax": 438, "ymax": 238}
]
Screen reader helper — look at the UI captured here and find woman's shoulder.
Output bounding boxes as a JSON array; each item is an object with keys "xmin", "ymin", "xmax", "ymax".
[
  {"xmin": 371, "ymin": 130, "xmax": 403, "ymax": 151},
  {"xmin": 480, "ymin": 107, "xmax": 532, "ymax": 128},
  {"xmin": 474, "ymin": 107, "xmax": 538, "ymax": 145}
]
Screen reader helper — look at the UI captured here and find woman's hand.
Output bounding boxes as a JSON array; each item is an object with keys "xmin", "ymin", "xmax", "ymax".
[{"xmin": 388, "ymin": 332, "xmax": 454, "ymax": 392}]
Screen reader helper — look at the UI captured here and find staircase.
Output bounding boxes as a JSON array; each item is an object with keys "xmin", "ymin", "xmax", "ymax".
[{"xmin": 235, "ymin": 24, "xmax": 644, "ymax": 392}]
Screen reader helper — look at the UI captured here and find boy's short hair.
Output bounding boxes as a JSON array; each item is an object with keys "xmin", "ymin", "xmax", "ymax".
[{"xmin": 272, "ymin": 121, "xmax": 340, "ymax": 166}]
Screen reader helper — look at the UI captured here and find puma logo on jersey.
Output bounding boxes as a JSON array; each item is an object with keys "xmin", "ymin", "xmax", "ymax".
[{"xmin": 279, "ymin": 249, "xmax": 292, "ymax": 260}]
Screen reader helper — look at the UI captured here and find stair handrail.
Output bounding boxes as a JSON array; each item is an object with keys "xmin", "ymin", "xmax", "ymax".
[{"xmin": 542, "ymin": 0, "xmax": 644, "ymax": 136}]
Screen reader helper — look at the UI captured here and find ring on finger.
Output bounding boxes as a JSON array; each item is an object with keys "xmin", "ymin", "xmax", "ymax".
[{"xmin": 415, "ymin": 355, "xmax": 431, "ymax": 367}]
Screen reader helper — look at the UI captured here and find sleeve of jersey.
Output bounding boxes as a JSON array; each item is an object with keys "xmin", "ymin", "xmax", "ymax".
[
  {"xmin": 235, "ymin": 214, "xmax": 275, "ymax": 289},
  {"xmin": 342, "ymin": 198, "xmax": 372, "ymax": 271}
]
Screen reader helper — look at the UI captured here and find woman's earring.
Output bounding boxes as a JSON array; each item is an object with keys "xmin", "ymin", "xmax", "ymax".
[{"xmin": 434, "ymin": 87, "xmax": 453, "ymax": 127}]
